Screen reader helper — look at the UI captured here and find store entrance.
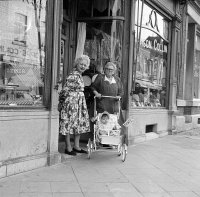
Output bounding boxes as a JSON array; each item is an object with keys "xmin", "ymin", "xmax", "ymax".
[{"xmin": 58, "ymin": 2, "xmax": 73, "ymax": 154}]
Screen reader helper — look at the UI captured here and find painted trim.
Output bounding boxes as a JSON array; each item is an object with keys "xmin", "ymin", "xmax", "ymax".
[
  {"xmin": 177, "ymin": 99, "xmax": 200, "ymax": 106},
  {"xmin": 145, "ymin": 0, "xmax": 174, "ymax": 19},
  {"xmin": 77, "ymin": 16, "xmax": 125, "ymax": 21}
]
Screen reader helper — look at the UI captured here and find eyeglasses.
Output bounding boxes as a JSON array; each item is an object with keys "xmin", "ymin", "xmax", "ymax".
[{"xmin": 105, "ymin": 68, "xmax": 114, "ymax": 71}]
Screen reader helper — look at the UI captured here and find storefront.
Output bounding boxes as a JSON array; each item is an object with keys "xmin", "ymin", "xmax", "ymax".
[
  {"xmin": 0, "ymin": 0, "xmax": 128, "ymax": 178},
  {"xmin": 0, "ymin": 0, "xmax": 182, "ymax": 178},
  {"xmin": 127, "ymin": 0, "xmax": 181, "ymax": 144},
  {"xmin": 0, "ymin": 0, "xmax": 61, "ymax": 178},
  {"xmin": 175, "ymin": 0, "xmax": 200, "ymax": 133}
]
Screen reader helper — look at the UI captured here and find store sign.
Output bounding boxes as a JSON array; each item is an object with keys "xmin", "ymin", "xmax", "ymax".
[
  {"xmin": 6, "ymin": 68, "xmax": 26, "ymax": 74},
  {"xmin": 146, "ymin": 10, "xmax": 160, "ymax": 32},
  {"xmin": 141, "ymin": 38, "xmax": 167, "ymax": 53},
  {"xmin": 0, "ymin": 44, "xmax": 40, "ymax": 62}
]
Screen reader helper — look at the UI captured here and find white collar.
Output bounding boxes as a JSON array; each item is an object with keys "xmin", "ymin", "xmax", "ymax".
[{"xmin": 104, "ymin": 75, "xmax": 116, "ymax": 84}]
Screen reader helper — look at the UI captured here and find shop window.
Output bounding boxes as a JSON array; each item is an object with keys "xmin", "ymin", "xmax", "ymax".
[
  {"xmin": 132, "ymin": 0, "xmax": 169, "ymax": 108},
  {"xmin": 76, "ymin": 0, "xmax": 124, "ymax": 108},
  {"xmin": 0, "ymin": 0, "xmax": 47, "ymax": 107},
  {"xmin": 193, "ymin": 34, "xmax": 200, "ymax": 99}
]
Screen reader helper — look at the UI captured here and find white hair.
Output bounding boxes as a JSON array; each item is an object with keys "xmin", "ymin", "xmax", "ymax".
[
  {"xmin": 105, "ymin": 62, "xmax": 117, "ymax": 70},
  {"xmin": 74, "ymin": 55, "xmax": 90, "ymax": 69}
]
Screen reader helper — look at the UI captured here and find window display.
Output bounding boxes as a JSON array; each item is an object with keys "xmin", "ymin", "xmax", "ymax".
[
  {"xmin": 75, "ymin": 20, "xmax": 123, "ymax": 109},
  {"xmin": 75, "ymin": 20, "xmax": 123, "ymax": 78},
  {"xmin": 76, "ymin": 0, "xmax": 124, "ymax": 110},
  {"xmin": 0, "ymin": 0, "xmax": 46, "ymax": 106},
  {"xmin": 84, "ymin": 21, "xmax": 123, "ymax": 75},
  {"xmin": 132, "ymin": 0, "xmax": 169, "ymax": 108}
]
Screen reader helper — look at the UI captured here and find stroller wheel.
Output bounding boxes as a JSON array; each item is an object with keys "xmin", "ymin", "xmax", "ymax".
[
  {"xmin": 121, "ymin": 144, "xmax": 127, "ymax": 162},
  {"xmin": 87, "ymin": 138, "xmax": 92, "ymax": 159}
]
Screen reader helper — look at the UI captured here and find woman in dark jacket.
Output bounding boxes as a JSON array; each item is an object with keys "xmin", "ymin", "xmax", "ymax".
[{"xmin": 91, "ymin": 62, "xmax": 124, "ymax": 114}]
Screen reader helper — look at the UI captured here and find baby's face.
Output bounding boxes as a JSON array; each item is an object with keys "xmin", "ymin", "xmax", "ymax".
[{"xmin": 101, "ymin": 116, "xmax": 109, "ymax": 124}]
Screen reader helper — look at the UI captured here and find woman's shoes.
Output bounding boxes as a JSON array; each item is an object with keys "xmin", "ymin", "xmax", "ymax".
[
  {"xmin": 64, "ymin": 149, "xmax": 77, "ymax": 156},
  {"xmin": 64, "ymin": 148, "xmax": 87, "ymax": 155},
  {"xmin": 73, "ymin": 148, "xmax": 87, "ymax": 154}
]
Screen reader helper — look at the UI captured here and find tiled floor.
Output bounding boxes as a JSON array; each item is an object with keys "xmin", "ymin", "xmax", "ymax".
[{"xmin": 1, "ymin": 135, "xmax": 200, "ymax": 197}]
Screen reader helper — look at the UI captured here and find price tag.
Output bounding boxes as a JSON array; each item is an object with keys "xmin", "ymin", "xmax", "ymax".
[{"xmin": 123, "ymin": 118, "xmax": 134, "ymax": 127}]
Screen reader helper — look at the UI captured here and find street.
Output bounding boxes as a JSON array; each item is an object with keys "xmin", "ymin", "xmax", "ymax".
[{"xmin": 1, "ymin": 135, "xmax": 200, "ymax": 197}]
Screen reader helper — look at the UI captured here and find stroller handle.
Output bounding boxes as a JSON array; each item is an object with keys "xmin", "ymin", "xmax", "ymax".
[{"xmin": 94, "ymin": 95, "xmax": 121, "ymax": 100}]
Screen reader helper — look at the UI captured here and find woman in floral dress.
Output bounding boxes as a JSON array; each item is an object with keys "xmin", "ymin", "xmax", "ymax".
[{"xmin": 59, "ymin": 55, "xmax": 90, "ymax": 155}]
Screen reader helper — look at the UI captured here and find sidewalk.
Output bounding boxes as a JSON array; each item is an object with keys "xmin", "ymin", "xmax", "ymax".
[{"xmin": 1, "ymin": 135, "xmax": 200, "ymax": 197}]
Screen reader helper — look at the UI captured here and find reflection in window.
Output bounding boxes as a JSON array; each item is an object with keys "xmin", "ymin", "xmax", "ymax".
[
  {"xmin": 0, "ymin": 0, "xmax": 47, "ymax": 106},
  {"xmin": 194, "ymin": 34, "xmax": 200, "ymax": 98},
  {"xmin": 75, "ymin": 21, "xmax": 123, "ymax": 77},
  {"xmin": 132, "ymin": 0, "xmax": 169, "ymax": 108},
  {"xmin": 14, "ymin": 13, "xmax": 27, "ymax": 44}
]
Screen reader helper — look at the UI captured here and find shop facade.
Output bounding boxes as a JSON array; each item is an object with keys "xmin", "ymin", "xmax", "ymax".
[
  {"xmin": 0, "ymin": 0, "xmax": 183, "ymax": 178},
  {"xmin": 127, "ymin": 0, "xmax": 181, "ymax": 144},
  {"xmin": 0, "ymin": 0, "xmax": 61, "ymax": 178},
  {"xmin": 175, "ymin": 0, "xmax": 200, "ymax": 133}
]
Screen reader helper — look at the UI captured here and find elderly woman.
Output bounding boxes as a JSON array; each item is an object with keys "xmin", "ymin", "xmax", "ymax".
[
  {"xmin": 59, "ymin": 55, "xmax": 90, "ymax": 155},
  {"xmin": 91, "ymin": 62, "xmax": 124, "ymax": 114}
]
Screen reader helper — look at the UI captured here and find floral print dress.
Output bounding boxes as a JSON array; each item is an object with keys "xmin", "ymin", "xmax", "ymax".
[{"xmin": 59, "ymin": 70, "xmax": 90, "ymax": 135}]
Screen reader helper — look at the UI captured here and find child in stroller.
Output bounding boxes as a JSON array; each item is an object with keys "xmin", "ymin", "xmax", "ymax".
[
  {"xmin": 92, "ymin": 111, "xmax": 121, "ymax": 143},
  {"xmin": 88, "ymin": 97, "xmax": 127, "ymax": 161}
]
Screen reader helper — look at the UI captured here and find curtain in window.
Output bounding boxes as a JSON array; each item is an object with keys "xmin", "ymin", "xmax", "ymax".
[
  {"xmin": 75, "ymin": 22, "xmax": 86, "ymax": 59},
  {"xmin": 111, "ymin": 20, "xmax": 122, "ymax": 71}
]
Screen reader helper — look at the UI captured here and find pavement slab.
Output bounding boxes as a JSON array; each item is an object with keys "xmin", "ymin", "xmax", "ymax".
[{"xmin": 1, "ymin": 135, "xmax": 200, "ymax": 197}]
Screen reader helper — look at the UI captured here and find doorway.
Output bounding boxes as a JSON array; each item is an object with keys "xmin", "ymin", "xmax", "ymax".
[{"xmin": 58, "ymin": 0, "xmax": 73, "ymax": 154}]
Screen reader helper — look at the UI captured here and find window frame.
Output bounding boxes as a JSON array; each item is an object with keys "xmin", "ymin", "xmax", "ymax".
[
  {"xmin": 132, "ymin": 0, "xmax": 171, "ymax": 108},
  {"xmin": 0, "ymin": 0, "xmax": 51, "ymax": 109},
  {"xmin": 193, "ymin": 31, "xmax": 200, "ymax": 99}
]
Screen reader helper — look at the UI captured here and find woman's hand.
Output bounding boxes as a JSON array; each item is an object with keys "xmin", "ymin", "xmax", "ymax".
[
  {"xmin": 93, "ymin": 90, "xmax": 101, "ymax": 98},
  {"xmin": 96, "ymin": 93, "xmax": 102, "ymax": 98},
  {"xmin": 115, "ymin": 96, "xmax": 121, "ymax": 100}
]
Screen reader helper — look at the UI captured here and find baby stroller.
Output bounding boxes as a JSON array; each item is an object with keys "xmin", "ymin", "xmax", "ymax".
[{"xmin": 87, "ymin": 96, "xmax": 127, "ymax": 162}]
